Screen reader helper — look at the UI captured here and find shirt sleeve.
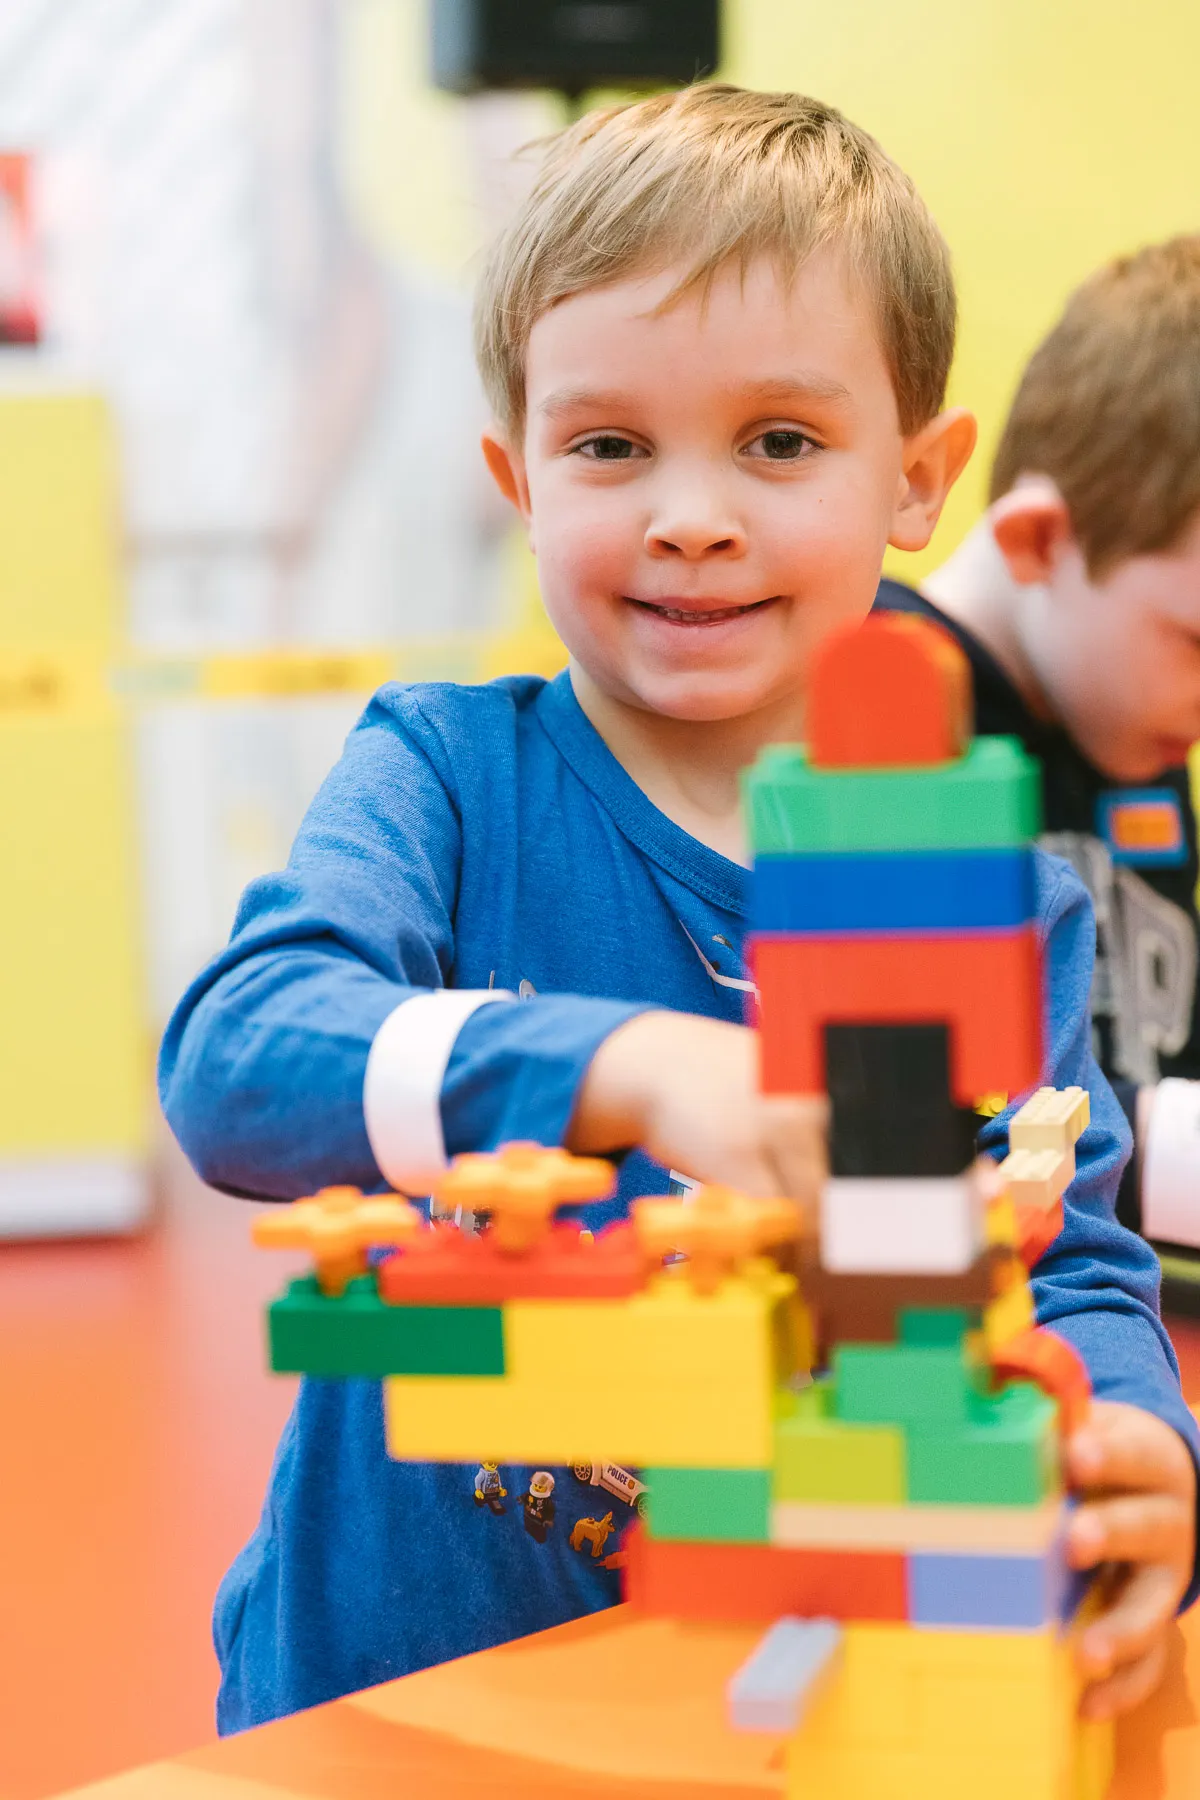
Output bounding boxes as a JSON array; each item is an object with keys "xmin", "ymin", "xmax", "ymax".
[
  {"xmin": 157, "ymin": 687, "xmax": 646, "ymax": 1201},
  {"xmin": 978, "ymin": 853, "xmax": 1200, "ymax": 1608}
]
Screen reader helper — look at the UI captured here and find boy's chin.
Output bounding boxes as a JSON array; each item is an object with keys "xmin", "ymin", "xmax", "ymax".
[{"xmin": 623, "ymin": 666, "xmax": 789, "ymax": 724}]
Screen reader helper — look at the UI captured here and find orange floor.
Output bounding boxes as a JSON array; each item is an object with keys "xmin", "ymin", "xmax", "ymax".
[{"xmin": 2, "ymin": 1150, "xmax": 1200, "ymax": 1800}]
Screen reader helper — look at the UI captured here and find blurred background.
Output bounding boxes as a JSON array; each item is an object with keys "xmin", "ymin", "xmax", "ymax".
[{"xmin": 1, "ymin": 1, "xmax": 1199, "ymax": 1794}]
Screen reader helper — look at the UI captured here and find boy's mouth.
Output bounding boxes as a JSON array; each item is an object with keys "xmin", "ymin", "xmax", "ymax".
[{"xmin": 628, "ymin": 596, "xmax": 780, "ymax": 626}]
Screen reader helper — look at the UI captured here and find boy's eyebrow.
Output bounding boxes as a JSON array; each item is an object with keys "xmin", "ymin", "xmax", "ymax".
[
  {"xmin": 735, "ymin": 375, "xmax": 854, "ymax": 408},
  {"xmin": 538, "ymin": 374, "xmax": 854, "ymax": 419}
]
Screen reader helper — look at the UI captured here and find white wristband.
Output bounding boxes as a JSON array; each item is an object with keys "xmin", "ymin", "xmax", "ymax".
[
  {"xmin": 1141, "ymin": 1078, "xmax": 1200, "ymax": 1248},
  {"xmin": 364, "ymin": 989, "xmax": 513, "ymax": 1194}
]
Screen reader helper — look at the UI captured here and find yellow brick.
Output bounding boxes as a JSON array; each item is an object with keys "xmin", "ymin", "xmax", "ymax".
[
  {"xmin": 1010, "ymin": 1087, "xmax": 1090, "ymax": 1155},
  {"xmin": 503, "ymin": 1260, "xmax": 798, "ymax": 1389},
  {"xmin": 983, "ymin": 1280, "xmax": 1036, "ymax": 1351},
  {"xmin": 1000, "ymin": 1146, "xmax": 1073, "ymax": 1208},
  {"xmin": 1073, "ymin": 1717, "xmax": 1114, "ymax": 1800},
  {"xmin": 792, "ymin": 1625, "xmax": 1076, "ymax": 1761},
  {"xmin": 384, "ymin": 1369, "xmax": 774, "ymax": 1466},
  {"xmin": 787, "ymin": 1746, "xmax": 1078, "ymax": 1800}
]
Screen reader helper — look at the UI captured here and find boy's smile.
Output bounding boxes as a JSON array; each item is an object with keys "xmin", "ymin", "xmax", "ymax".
[{"xmin": 484, "ymin": 250, "xmax": 973, "ymax": 741}]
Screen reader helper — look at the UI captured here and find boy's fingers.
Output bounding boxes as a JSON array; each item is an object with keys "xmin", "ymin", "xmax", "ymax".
[
  {"xmin": 1079, "ymin": 1636, "xmax": 1168, "ymax": 1722},
  {"xmin": 1077, "ymin": 1561, "xmax": 1183, "ymax": 1676},
  {"xmin": 1068, "ymin": 1494, "xmax": 1193, "ymax": 1569},
  {"xmin": 1067, "ymin": 1402, "xmax": 1195, "ymax": 1497},
  {"xmin": 760, "ymin": 1095, "xmax": 828, "ymax": 1205}
]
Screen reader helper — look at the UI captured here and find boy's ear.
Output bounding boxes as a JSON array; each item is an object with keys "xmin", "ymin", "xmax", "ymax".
[
  {"xmin": 888, "ymin": 408, "xmax": 978, "ymax": 553},
  {"xmin": 989, "ymin": 478, "xmax": 1074, "ymax": 584},
  {"xmin": 481, "ymin": 428, "xmax": 533, "ymax": 529}
]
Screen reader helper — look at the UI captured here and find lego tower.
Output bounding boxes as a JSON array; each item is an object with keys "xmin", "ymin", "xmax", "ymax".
[{"xmin": 253, "ymin": 615, "xmax": 1114, "ymax": 1799}]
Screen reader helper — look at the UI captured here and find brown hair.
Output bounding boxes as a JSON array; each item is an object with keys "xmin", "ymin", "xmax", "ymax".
[
  {"xmin": 991, "ymin": 237, "xmax": 1200, "ymax": 576},
  {"xmin": 474, "ymin": 83, "xmax": 956, "ymax": 441}
]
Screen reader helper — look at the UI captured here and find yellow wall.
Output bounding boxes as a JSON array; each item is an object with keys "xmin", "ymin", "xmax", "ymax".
[
  {"xmin": 348, "ymin": 1, "xmax": 1200, "ymax": 584},
  {"xmin": 725, "ymin": 0, "xmax": 1200, "ymax": 576}
]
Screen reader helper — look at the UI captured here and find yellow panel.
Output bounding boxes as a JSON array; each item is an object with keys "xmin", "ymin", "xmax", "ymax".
[
  {"xmin": 0, "ymin": 713, "xmax": 148, "ymax": 1155},
  {"xmin": 0, "ymin": 393, "xmax": 121, "ymax": 648},
  {"xmin": 725, "ymin": 0, "xmax": 1200, "ymax": 578}
]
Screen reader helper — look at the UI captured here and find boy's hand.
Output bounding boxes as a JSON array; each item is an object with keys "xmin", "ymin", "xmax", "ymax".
[
  {"xmin": 1065, "ymin": 1400, "xmax": 1197, "ymax": 1719},
  {"xmin": 570, "ymin": 1012, "xmax": 827, "ymax": 1205}
]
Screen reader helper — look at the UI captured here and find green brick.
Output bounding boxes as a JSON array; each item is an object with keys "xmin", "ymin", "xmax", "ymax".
[
  {"xmin": 774, "ymin": 1383, "xmax": 906, "ymax": 1503},
  {"xmin": 268, "ymin": 1274, "xmax": 505, "ymax": 1378},
  {"xmin": 833, "ymin": 1342, "xmax": 980, "ymax": 1429},
  {"xmin": 644, "ymin": 1466, "xmax": 771, "ymax": 1542},
  {"xmin": 742, "ymin": 736, "xmax": 1041, "ymax": 855},
  {"xmin": 898, "ymin": 1306, "xmax": 974, "ymax": 1347},
  {"xmin": 907, "ymin": 1382, "xmax": 1058, "ymax": 1505}
]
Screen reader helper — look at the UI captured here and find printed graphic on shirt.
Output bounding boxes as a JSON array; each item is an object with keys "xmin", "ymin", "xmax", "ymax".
[
  {"xmin": 518, "ymin": 1470, "xmax": 557, "ymax": 1542},
  {"xmin": 570, "ymin": 1459, "xmax": 649, "ymax": 1519},
  {"xmin": 1097, "ymin": 789, "xmax": 1189, "ymax": 868},
  {"xmin": 472, "ymin": 1461, "xmax": 507, "ymax": 1515},
  {"xmin": 679, "ymin": 921, "xmax": 757, "ymax": 995},
  {"xmin": 1043, "ymin": 830, "xmax": 1197, "ymax": 1085},
  {"xmin": 570, "ymin": 1512, "xmax": 617, "ymax": 1557}
]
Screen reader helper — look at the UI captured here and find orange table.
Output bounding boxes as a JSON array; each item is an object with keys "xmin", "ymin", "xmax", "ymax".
[{"xmin": 55, "ymin": 1604, "xmax": 1200, "ymax": 1799}]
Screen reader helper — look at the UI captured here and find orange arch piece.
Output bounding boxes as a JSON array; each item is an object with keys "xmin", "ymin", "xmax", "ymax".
[
  {"xmin": 807, "ymin": 613, "xmax": 972, "ymax": 769},
  {"xmin": 990, "ymin": 1325, "xmax": 1091, "ymax": 1436}
]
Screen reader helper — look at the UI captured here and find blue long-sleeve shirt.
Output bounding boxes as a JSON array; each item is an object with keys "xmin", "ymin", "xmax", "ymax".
[{"xmin": 159, "ymin": 668, "xmax": 1200, "ymax": 1734}]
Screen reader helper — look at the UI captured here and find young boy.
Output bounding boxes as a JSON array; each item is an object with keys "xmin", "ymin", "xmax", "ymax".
[
  {"xmin": 877, "ymin": 238, "xmax": 1200, "ymax": 1268},
  {"xmin": 160, "ymin": 87, "xmax": 1197, "ymax": 1735}
]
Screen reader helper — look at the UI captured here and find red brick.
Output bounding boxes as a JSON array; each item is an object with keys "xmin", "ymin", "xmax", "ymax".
[
  {"xmin": 808, "ymin": 614, "xmax": 971, "ymax": 770},
  {"xmin": 621, "ymin": 1522, "xmax": 908, "ymax": 1623},
  {"xmin": 378, "ymin": 1221, "xmax": 643, "ymax": 1304},
  {"xmin": 751, "ymin": 928, "xmax": 1042, "ymax": 1104}
]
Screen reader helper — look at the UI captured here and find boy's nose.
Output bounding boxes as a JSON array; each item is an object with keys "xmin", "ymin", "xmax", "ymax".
[{"xmin": 644, "ymin": 502, "xmax": 747, "ymax": 561}]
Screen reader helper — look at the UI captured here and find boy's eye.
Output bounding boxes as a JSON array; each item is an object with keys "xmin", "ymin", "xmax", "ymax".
[
  {"xmin": 746, "ymin": 428, "xmax": 816, "ymax": 461},
  {"xmin": 573, "ymin": 434, "xmax": 644, "ymax": 461}
]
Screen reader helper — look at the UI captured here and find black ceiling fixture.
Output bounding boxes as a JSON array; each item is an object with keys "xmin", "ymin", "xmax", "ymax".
[{"xmin": 431, "ymin": 0, "xmax": 721, "ymax": 99}]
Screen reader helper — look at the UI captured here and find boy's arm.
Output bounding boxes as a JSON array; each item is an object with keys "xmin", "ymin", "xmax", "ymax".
[
  {"xmin": 979, "ymin": 854, "xmax": 1200, "ymax": 1604},
  {"xmin": 158, "ymin": 687, "xmax": 647, "ymax": 1200}
]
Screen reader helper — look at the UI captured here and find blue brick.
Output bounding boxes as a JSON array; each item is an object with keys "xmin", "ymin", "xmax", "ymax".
[
  {"xmin": 908, "ymin": 1550, "xmax": 1064, "ymax": 1630},
  {"xmin": 727, "ymin": 1618, "xmax": 843, "ymax": 1733},
  {"xmin": 751, "ymin": 847, "xmax": 1035, "ymax": 934}
]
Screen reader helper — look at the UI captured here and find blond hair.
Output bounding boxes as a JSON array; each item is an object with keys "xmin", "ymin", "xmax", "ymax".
[
  {"xmin": 474, "ymin": 84, "xmax": 956, "ymax": 441},
  {"xmin": 991, "ymin": 237, "xmax": 1200, "ymax": 577}
]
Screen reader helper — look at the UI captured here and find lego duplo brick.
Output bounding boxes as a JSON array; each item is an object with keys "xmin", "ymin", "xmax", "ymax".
[
  {"xmin": 897, "ymin": 1306, "xmax": 973, "ymax": 1347},
  {"xmin": 820, "ymin": 1174, "xmax": 985, "ymax": 1276},
  {"xmin": 832, "ymin": 1342, "xmax": 983, "ymax": 1429},
  {"xmin": 805, "ymin": 613, "xmax": 972, "ymax": 769},
  {"xmin": 796, "ymin": 1251, "xmax": 999, "ymax": 1347},
  {"xmin": 727, "ymin": 1617, "xmax": 843, "ymax": 1733},
  {"xmin": 907, "ymin": 1547, "xmax": 1065, "ymax": 1631},
  {"xmin": 753, "ymin": 929, "xmax": 1043, "ymax": 1102},
  {"xmin": 906, "ymin": 1381, "xmax": 1059, "ymax": 1505},
  {"xmin": 989, "ymin": 1326, "xmax": 1092, "ymax": 1438},
  {"xmin": 824, "ymin": 1021, "xmax": 982, "ymax": 1178},
  {"xmin": 770, "ymin": 1496, "xmax": 1067, "ymax": 1555},
  {"xmin": 384, "ymin": 1368, "xmax": 777, "ymax": 1467},
  {"xmin": 1009, "ymin": 1085, "xmax": 1090, "ymax": 1155},
  {"xmin": 773, "ymin": 1382, "xmax": 906, "ymax": 1503},
  {"xmin": 267, "ymin": 1275, "xmax": 505, "ymax": 1377},
  {"xmin": 1000, "ymin": 1145, "xmax": 1073, "ymax": 1210},
  {"xmin": 742, "ymin": 734, "xmax": 1041, "ymax": 856},
  {"xmin": 378, "ymin": 1219, "xmax": 643, "ymax": 1303},
  {"xmin": 785, "ymin": 1620, "xmax": 1085, "ymax": 1800},
  {"xmin": 622, "ymin": 1523, "xmax": 908, "ymax": 1623},
  {"xmin": 752, "ymin": 846, "xmax": 1035, "ymax": 935},
  {"xmin": 982, "ymin": 1280, "xmax": 1036, "ymax": 1353},
  {"xmin": 500, "ymin": 1261, "xmax": 799, "ymax": 1390},
  {"xmin": 643, "ymin": 1465, "xmax": 771, "ymax": 1543}
]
